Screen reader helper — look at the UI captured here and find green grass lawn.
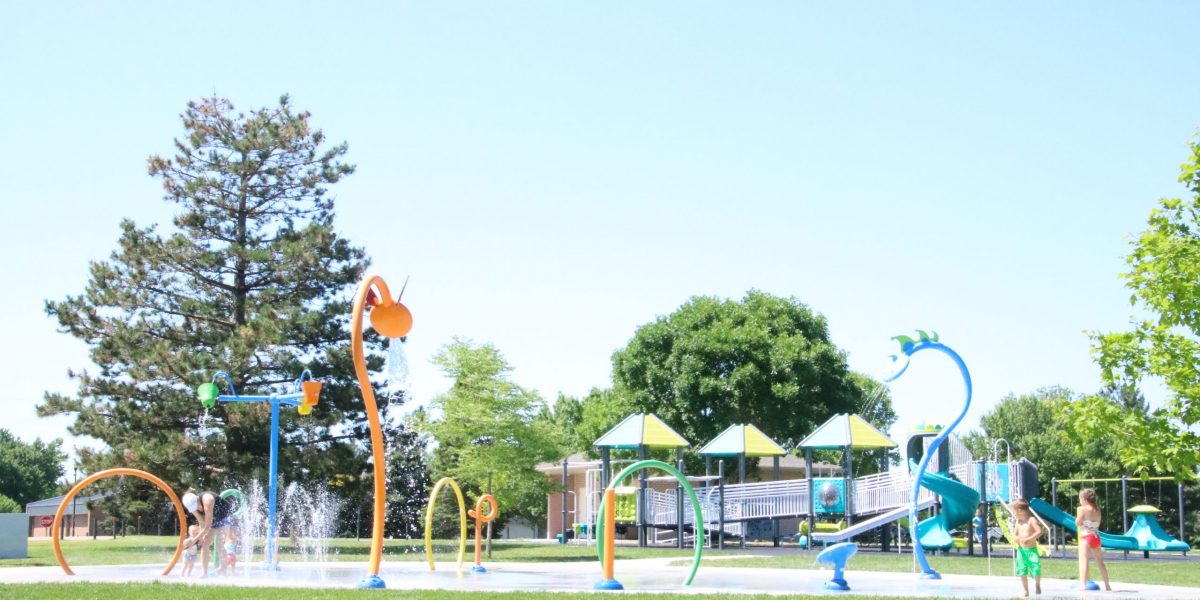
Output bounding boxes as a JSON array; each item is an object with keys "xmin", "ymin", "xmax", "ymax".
[
  {"xmin": 3, "ymin": 536, "xmax": 699, "ymax": 568},
  {"xmin": 0, "ymin": 582, "xmax": 903, "ymax": 600},
  {"xmin": 7, "ymin": 536, "xmax": 1197, "ymax": 591},
  {"xmin": 678, "ymin": 549, "xmax": 1200, "ymax": 588}
]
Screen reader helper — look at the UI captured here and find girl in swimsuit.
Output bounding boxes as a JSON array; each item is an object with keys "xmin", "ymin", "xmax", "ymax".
[{"xmin": 1075, "ymin": 488, "xmax": 1111, "ymax": 591}]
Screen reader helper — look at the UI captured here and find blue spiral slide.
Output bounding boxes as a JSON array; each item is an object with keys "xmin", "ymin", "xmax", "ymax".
[{"xmin": 914, "ymin": 467, "xmax": 981, "ymax": 550}]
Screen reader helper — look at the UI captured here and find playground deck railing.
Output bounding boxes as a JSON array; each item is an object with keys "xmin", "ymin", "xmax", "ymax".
[
  {"xmin": 851, "ymin": 469, "xmax": 934, "ymax": 515},
  {"xmin": 632, "ymin": 459, "xmax": 1031, "ymax": 541}
]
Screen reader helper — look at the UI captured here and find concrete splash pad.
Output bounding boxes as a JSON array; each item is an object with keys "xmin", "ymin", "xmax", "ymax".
[{"xmin": 1, "ymin": 559, "xmax": 1198, "ymax": 598}]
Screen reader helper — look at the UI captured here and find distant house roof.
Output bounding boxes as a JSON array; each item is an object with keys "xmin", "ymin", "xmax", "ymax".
[
  {"xmin": 593, "ymin": 413, "xmax": 689, "ymax": 449},
  {"xmin": 26, "ymin": 493, "xmax": 109, "ymax": 517}
]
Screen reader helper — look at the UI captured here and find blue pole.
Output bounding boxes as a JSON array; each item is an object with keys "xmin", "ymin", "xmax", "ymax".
[
  {"xmin": 885, "ymin": 338, "xmax": 972, "ymax": 581},
  {"xmin": 267, "ymin": 397, "xmax": 281, "ymax": 569}
]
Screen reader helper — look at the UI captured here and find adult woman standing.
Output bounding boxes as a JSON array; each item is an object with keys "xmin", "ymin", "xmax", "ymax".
[{"xmin": 182, "ymin": 490, "xmax": 237, "ymax": 577}]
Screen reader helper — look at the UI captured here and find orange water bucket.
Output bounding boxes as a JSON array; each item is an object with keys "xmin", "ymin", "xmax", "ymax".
[{"xmin": 302, "ymin": 380, "xmax": 322, "ymax": 406}]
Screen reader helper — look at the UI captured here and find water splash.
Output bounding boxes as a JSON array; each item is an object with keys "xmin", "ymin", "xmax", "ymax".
[
  {"xmin": 386, "ymin": 340, "xmax": 411, "ymax": 391},
  {"xmin": 280, "ymin": 482, "xmax": 342, "ymax": 565}
]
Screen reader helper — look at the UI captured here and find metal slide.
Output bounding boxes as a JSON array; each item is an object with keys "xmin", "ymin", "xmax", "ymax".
[{"xmin": 812, "ymin": 498, "xmax": 936, "ymax": 544}]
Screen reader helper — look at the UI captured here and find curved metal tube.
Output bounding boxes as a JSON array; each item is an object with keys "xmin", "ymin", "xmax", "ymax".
[
  {"xmin": 53, "ymin": 468, "xmax": 187, "ymax": 576},
  {"xmin": 351, "ymin": 274, "xmax": 396, "ymax": 579},
  {"xmin": 424, "ymin": 476, "xmax": 468, "ymax": 572},
  {"xmin": 992, "ymin": 438, "xmax": 1011, "ymax": 465},
  {"xmin": 884, "ymin": 338, "xmax": 972, "ymax": 580},
  {"xmin": 595, "ymin": 460, "xmax": 705, "ymax": 586}
]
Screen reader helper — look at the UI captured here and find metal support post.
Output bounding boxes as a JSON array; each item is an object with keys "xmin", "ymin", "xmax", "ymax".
[
  {"xmin": 676, "ymin": 448, "xmax": 684, "ymax": 549},
  {"xmin": 266, "ymin": 398, "xmax": 281, "ymax": 568},
  {"xmin": 561, "ymin": 461, "xmax": 569, "ymax": 543},
  {"xmin": 718, "ymin": 460, "xmax": 725, "ymax": 550}
]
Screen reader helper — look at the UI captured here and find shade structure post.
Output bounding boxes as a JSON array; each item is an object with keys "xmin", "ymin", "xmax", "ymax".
[
  {"xmin": 561, "ymin": 460, "xmax": 569, "ymax": 544},
  {"xmin": 601, "ymin": 447, "xmax": 611, "ymax": 489},
  {"xmin": 676, "ymin": 448, "xmax": 685, "ymax": 549},
  {"xmin": 637, "ymin": 445, "xmax": 648, "ymax": 547},
  {"xmin": 773, "ymin": 455, "xmax": 781, "ymax": 547},
  {"xmin": 805, "ymin": 448, "xmax": 815, "ymax": 548},
  {"xmin": 880, "ymin": 450, "xmax": 891, "ymax": 552},
  {"xmin": 738, "ymin": 453, "xmax": 746, "ymax": 548},
  {"xmin": 718, "ymin": 459, "xmax": 725, "ymax": 550},
  {"xmin": 843, "ymin": 446, "xmax": 854, "ymax": 526}
]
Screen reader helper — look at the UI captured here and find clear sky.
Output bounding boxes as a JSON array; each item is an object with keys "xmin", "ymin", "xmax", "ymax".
[{"xmin": 2, "ymin": 2, "xmax": 1197, "ymax": 468}]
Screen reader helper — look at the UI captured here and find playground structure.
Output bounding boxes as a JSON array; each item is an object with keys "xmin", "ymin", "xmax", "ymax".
[
  {"xmin": 195, "ymin": 369, "xmax": 321, "ymax": 567},
  {"xmin": 561, "ymin": 329, "xmax": 1177, "ymax": 584},
  {"xmin": 560, "ymin": 418, "xmax": 1037, "ymax": 559}
]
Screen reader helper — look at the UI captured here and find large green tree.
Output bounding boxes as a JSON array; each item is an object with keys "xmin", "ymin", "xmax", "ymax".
[
  {"xmin": 611, "ymin": 290, "xmax": 895, "ymax": 450},
  {"xmin": 41, "ymin": 96, "xmax": 410, "ymax": 495},
  {"xmin": 1078, "ymin": 136, "xmax": 1200, "ymax": 478},
  {"xmin": 542, "ymin": 387, "xmax": 636, "ymax": 457},
  {"xmin": 962, "ymin": 387, "xmax": 1126, "ymax": 482},
  {"xmin": 423, "ymin": 338, "xmax": 563, "ymax": 526},
  {"xmin": 0, "ymin": 429, "xmax": 65, "ymax": 506}
]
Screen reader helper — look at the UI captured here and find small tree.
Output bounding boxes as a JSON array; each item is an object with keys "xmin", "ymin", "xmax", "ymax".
[
  {"xmin": 0, "ymin": 429, "xmax": 64, "ymax": 506},
  {"xmin": 0, "ymin": 494, "xmax": 21, "ymax": 513},
  {"xmin": 424, "ymin": 338, "xmax": 563, "ymax": 526}
]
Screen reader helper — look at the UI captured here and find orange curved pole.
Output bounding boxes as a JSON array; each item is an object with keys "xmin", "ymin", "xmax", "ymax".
[
  {"xmin": 52, "ymin": 468, "xmax": 187, "ymax": 576},
  {"xmin": 469, "ymin": 494, "xmax": 499, "ymax": 567},
  {"xmin": 351, "ymin": 274, "xmax": 396, "ymax": 578}
]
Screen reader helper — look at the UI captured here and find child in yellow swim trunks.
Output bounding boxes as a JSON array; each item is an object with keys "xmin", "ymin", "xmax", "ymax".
[{"xmin": 1011, "ymin": 499, "xmax": 1043, "ymax": 597}]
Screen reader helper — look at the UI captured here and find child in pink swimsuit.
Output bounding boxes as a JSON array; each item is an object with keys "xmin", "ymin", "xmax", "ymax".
[{"xmin": 1075, "ymin": 488, "xmax": 1111, "ymax": 591}]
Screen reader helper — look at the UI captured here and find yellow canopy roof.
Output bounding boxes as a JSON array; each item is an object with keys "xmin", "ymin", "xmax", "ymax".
[
  {"xmin": 698, "ymin": 424, "xmax": 787, "ymax": 457},
  {"xmin": 593, "ymin": 413, "xmax": 690, "ymax": 449},
  {"xmin": 798, "ymin": 413, "xmax": 897, "ymax": 450}
]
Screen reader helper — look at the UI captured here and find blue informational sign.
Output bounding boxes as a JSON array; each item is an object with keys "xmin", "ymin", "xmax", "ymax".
[
  {"xmin": 977, "ymin": 463, "xmax": 1011, "ymax": 502},
  {"xmin": 812, "ymin": 478, "xmax": 846, "ymax": 514}
]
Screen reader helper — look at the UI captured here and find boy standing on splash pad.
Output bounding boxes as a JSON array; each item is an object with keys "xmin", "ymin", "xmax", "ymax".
[{"xmin": 1011, "ymin": 499, "xmax": 1043, "ymax": 597}]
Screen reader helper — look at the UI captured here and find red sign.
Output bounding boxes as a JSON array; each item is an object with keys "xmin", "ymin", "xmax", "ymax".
[{"xmin": 40, "ymin": 516, "xmax": 53, "ymax": 528}]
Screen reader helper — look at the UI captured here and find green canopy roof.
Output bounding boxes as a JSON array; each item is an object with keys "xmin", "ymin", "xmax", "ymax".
[
  {"xmin": 798, "ymin": 413, "xmax": 897, "ymax": 450},
  {"xmin": 698, "ymin": 424, "xmax": 787, "ymax": 457},
  {"xmin": 593, "ymin": 413, "xmax": 689, "ymax": 450}
]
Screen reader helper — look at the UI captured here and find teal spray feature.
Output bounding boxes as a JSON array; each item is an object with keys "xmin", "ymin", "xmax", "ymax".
[{"xmin": 883, "ymin": 331, "xmax": 972, "ymax": 580}]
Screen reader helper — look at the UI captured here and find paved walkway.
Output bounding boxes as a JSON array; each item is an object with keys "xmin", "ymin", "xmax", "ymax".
[{"xmin": 1, "ymin": 558, "xmax": 1197, "ymax": 598}]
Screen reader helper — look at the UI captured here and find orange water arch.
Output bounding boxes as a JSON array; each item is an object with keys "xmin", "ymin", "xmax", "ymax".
[{"xmin": 52, "ymin": 468, "xmax": 187, "ymax": 576}]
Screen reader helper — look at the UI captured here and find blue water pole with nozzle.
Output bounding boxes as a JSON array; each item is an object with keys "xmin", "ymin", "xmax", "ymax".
[
  {"xmin": 267, "ymin": 397, "xmax": 281, "ymax": 569},
  {"xmin": 202, "ymin": 370, "xmax": 314, "ymax": 571}
]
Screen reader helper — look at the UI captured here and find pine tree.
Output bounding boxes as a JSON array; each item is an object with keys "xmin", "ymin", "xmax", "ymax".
[{"xmin": 41, "ymin": 96, "xmax": 413, "ymax": 496}]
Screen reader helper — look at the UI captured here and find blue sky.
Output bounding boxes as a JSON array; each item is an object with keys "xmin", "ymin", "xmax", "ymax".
[{"xmin": 1, "ymin": 2, "xmax": 1197, "ymax": 467}]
